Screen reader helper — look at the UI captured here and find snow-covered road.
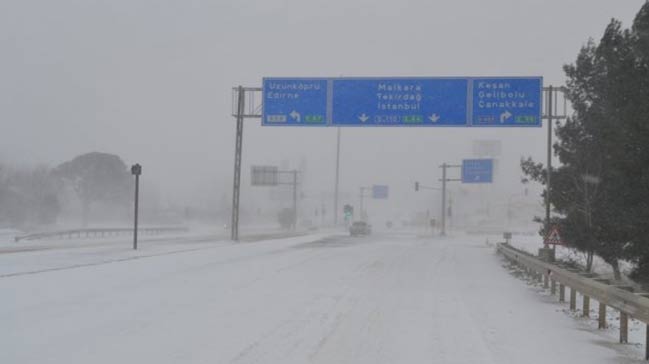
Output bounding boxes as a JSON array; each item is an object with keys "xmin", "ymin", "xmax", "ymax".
[{"xmin": 1, "ymin": 233, "xmax": 639, "ymax": 363}]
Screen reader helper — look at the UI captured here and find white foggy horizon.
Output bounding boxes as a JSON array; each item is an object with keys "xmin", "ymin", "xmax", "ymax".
[{"xmin": 1, "ymin": 0, "xmax": 645, "ymax": 221}]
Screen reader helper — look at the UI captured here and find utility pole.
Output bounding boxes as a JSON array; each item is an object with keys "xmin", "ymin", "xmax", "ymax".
[
  {"xmin": 359, "ymin": 186, "xmax": 370, "ymax": 221},
  {"xmin": 439, "ymin": 163, "xmax": 461, "ymax": 236},
  {"xmin": 334, "ymin": 128, "xmax": 341, "ymax": 226},
  {"xmin": 231, "ymin": 86, "xmax": 245, "ymax": 241},
  {"xmin": 414, "ymin": 181, "xmax": 441, "ymax": 234}
]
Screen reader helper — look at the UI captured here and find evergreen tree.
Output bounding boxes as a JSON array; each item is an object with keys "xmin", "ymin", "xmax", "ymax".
[
  {"xmin": 622, "ymin": 3, "xmax": 649, "ymax": 280},
  {"xmin": 523, "ymin": 4, "xmax": 649, "ymax": 280}
]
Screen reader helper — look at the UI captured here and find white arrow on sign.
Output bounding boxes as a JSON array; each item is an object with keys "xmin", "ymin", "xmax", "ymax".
[
  {"xmin": 428, "ymin": 113, "xmax": 440, "ymax": 123},
  {"xmin": 290, "ymin": 110, "xmax": 301, "ymax": 122},
  {"xmin": 500, "ymin": 110, "xmax": 512, "ymax": 123},
  {"xmin": 358, "ymin": 113, "xmax": 369, "ymax": 123}
]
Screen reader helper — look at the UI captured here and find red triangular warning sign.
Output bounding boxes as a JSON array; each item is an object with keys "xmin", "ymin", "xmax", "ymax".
[{"xmin": 544, "ymin": 226, "xmax": 563, "ymax": 245}]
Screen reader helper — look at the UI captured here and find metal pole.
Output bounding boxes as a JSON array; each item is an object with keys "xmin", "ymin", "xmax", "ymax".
[
  {"xmin": 583, "ymin": 295, "xmax": 590, "ymax": 317},
  {"xmin": 133, "ymin": 174, "xmax": 139, "ymax": 250},
  {"xmin": 292, "ymin": 170, "xmax": 298, "ymax": 230},
  {"xmin": 448, "ymin": 190, "xmax": 453, "ymax": 233},
  {"xmin": 620, "ymin": 312, "xmax": 629, "ymax": 343},
  {"xmin": 570, "ymin": 287, "xmax": 577, "ymax": 311},
  {"xmin": 441, "ymin": 163, "xmax": 447, "ymax": 236},
  {"xmin": 231, "ymin": 86, "xmax": 245, "ymax": 241},
  {"xmin": 598, "ymin": 303, "xmax": 607, "ymax": 329},
  {"xmin": 546, "ymin": 86, "xmax": 553, "ymax": 246},
  {"xmin": 585, "ymin": 179, "xmax": 589, "ymax": 225},
  {"xmin": 334, "ymin": 128, "xmax": 341, "ymax": 226},
  {"xmin": 645, "ymin": 324, "xmax": 649, "ymax": 360},
  {"xmin": 359, "ymin": 187, "xmax": 364, "ymax": 221}
]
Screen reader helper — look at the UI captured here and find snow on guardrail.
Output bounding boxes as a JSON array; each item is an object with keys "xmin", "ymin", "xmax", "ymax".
[{"xmin": 497, "ymin": 242, "xmax": 649, "ymax": 360}]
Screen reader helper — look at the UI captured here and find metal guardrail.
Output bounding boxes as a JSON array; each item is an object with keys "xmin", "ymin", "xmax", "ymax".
[
  {"xmin": 14, "ymin": 227, "xmax": 189, "ymax": 242},
  {"xmin": 497, "ymin": 242, "xmax": 649, "ymax": 360}
]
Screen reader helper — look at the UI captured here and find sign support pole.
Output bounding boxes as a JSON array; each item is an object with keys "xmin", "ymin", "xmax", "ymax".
[
  {"xmin": 441, "ymin": 163, "xmax": 447, "ymax": 236},
  {"xmin": 334, "ymin": 128, "xmax": 341, "ymax": 226},
  {"xmin": 133, "ymin": 173, "xmax": 140, "ymax": 250},
  {"xmin": 292, "ymin": 170, "xmax": 298, "ymax": 230},
  {"xmin": 231, "ymin": 86, "xmax": 245, "ymax": 241},
  {"xmin": 546, "ymin": 86, "xmax": 554, "ymax": 251}
]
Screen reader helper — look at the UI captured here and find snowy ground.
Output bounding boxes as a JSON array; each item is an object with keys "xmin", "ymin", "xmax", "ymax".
[
  {"xmin": 506, "ymin": 263, "xmax": 649, "ymax": 362},
  {"xmin": 1, "ymin": 231, "xmax": 645, "ymax": 363},
  {"xmin": 503, "ymin": 233, "xmax": 647, "ymax": 360}
]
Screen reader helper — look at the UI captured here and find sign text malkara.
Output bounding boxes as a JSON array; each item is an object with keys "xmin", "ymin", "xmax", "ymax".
[{"xmin": 262, "ymin": 77, "xmax": 542, "ymax": 127}]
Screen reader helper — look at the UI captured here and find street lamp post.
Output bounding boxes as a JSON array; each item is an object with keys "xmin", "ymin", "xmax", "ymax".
[
  {"xmin": 130, "ymin": 163, "xmax": 142, "ymax": 250},
  {"xmin": 414, "ymin": 181, "xmax": 441, "ymax": 234},
  {"xmin": 359, "ymin": 186, "xmax": 370, "ymax": 221}
]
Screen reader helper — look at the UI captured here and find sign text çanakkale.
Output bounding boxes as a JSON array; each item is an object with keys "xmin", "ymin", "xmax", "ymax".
[{"xmin": 262, "ymin": 77, "xmax": 542, "ymax": 127}]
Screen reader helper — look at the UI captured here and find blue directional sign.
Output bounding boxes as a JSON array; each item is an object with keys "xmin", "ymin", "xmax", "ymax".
[
  {"xmin": 472, "ymin": 78, "xmax": 542, "ymax": 127},
  {"xmin": 332, "ymin": 78, "xmax": 468, "ymax": 126},
  {"xmin": 462, "ymin": 159, "xmax": 493, "ymax": 183},
  {"xmin": 372, "ymin": 185, "xmax": 389, "ymax": 199},
  {"xmin": 262, "ymin": 78, "xmax": 328, "ymax": 126},
  {"xmin": 262, "ymin": 77, "xmax": 542, "ymax": 127}
]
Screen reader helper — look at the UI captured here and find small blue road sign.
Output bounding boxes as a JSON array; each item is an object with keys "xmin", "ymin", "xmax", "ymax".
[
  {"xmin": 372, "ymin": 185, "xmax": 389, "ymax": 199},
  {"xmin": 462, "ymin": 159, "xmax": 493, "ymax": 183}
]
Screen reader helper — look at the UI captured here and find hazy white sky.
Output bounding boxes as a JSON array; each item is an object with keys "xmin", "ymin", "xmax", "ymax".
[{"xmin": 1, "ymin": 0, "xmax": 645, "ymax": 216}]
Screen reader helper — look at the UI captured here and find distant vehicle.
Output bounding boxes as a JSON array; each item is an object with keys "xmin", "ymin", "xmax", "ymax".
[{"xmin": 350, "ymin": 221, "xmax": 371, "ymax": 236}]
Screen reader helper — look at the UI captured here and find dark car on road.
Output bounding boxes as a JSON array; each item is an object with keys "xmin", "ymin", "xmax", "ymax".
[{"xmin": 350, "ymin": 221, "xmax": 371, "ymax": 236}]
